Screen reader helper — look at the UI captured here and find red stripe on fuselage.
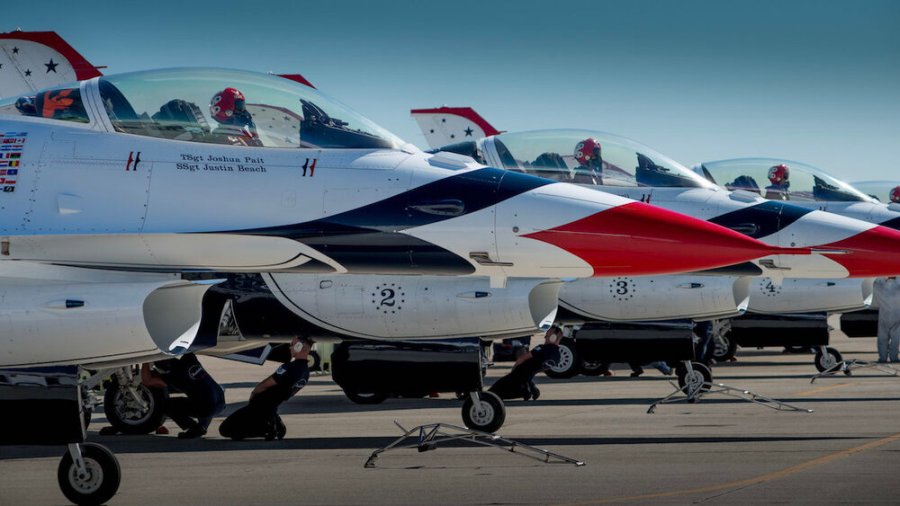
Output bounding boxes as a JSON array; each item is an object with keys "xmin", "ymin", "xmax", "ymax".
[
  {"xmin": 524, "ymin": 202, "xmax": 797, "ymax": 276},
  {"xmin": 820, "ymin": 225, "xmax": 900, "ymax": 277}
]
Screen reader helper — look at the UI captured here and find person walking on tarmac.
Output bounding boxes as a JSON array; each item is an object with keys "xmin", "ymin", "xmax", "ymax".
[
  {"xmin": 489, "ymin": 327, "xmax": 563, "ymax": 401},
  {"xmin": 141, "ymin": 353, "xmax": 226, "ymax": 439},
  {"xmin": 874, "ymin": 276, "xmax": 900, "ymax": 363},
  {"xmin": 220, "ymin": 336, "xmax": 313, "ymax": 441}
]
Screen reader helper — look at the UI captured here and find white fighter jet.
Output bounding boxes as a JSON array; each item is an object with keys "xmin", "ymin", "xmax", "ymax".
[
  {"xmin": 410, "ymin": 108, "xmax": 900, "ymax": 375},
  {"xmin": 0, "ymin": 32, "xmax": 821, "ymax": 505},
  {"xmin": 695, "ymin": 159, "xmax": 900, "ymax": 366}
]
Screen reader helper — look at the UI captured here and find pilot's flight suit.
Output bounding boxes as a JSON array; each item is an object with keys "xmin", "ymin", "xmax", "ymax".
[
  {"xmin": 219, "ymin": 359, "xmax": 309, "ymax": 440},
  {"xmin": 874, "ymin": 277, "xmax": 900, "ymax": 363},
  {"xmin": 489, "ymin": 343, "xmax": 560, "ymax": 401}
]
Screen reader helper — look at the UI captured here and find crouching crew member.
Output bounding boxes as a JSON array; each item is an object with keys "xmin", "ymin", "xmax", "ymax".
[
  {"xmin": 220, "ymin": 336, "xmax": 313, "ymax": 441},
  {"xmin": 142, "ymin": 353, "xmax": 226, "ymax": 439},
  {"xmin": 489, "ymin": 326, "xmax": 562, "ymax": 401}
]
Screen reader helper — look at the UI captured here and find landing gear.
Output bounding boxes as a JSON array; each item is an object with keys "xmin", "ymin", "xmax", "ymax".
[
  {"xmin": 461, "ymin": 391, "xmax": 506, "ymax": 433},
  {"xmin": 103, "ymin": 367, "xmax": 167, "ymax": 434},
  {"xmin": 708, "ymin": 319, "xmax": 736, "ymax": 362},
  {"xmin": 57, "ymin": 443, "xmax": 121, "ymax": 506},
  {"xmin": 676, "ymin": 361, "xmax": 713, "ymax": 396},
  {"xmin": 814, "ymin": 346, "xmax": 843, "ymax": 373},
  {"xmin": 544, "ymin": 338, "xmax": 579, "ymax": 378}
]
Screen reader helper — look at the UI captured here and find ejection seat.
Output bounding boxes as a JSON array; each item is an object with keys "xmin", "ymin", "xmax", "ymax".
[{"xmin": 151, "ymin": 99, "xmax": 211, "ymax": 141}]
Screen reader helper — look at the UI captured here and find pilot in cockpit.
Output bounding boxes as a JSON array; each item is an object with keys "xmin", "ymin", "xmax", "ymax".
[
  {"xmin": 765, "ymin": 163, "xmax": 790, "ymax": 200},
  {"xmin": 572, "ymin": 137, "xmax": 603, "ymax": 184},
  {"xmin": 891, "ymin": 186, "xmax": 900, "ymax": 204},
  {"xmin": 209, "ymin": 87, "xmax": 262, "ymax": 146}
]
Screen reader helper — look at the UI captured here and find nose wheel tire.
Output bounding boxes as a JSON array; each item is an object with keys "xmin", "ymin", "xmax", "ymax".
[
  {"xmin": 461, "ymin": 391, "xmax": 506, "ymax": 433},
  {"xmin": 58, "ymin": 443, "xmax": 121, "ymax": 506},
  {"xmin": 814, "ymin": 347, "xmax": 843, "ymax": 372},
  {"xmin": 676, "ymin": 362, "xmax": 713, "ymax": 396},
  {"xmin": 544, "ymin": 339, "xmax": 580, "ymax": 379},
  {"xmin": 103, "ymin": 381, "xmax": 167, "ymax": 435}
]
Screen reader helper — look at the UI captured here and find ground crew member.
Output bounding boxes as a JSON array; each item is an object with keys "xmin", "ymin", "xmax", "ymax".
[
  {"xmin": 489, "ymin": 327, "xmax": 562, "ymax": 401},
  {"xmin": 142, "ymin": 353, "xmax": 226, "ymax": 439},
  {"xmin": 219, "ymin": 336, "xmax": 313, "ymax": 440},
  {"xmin": 874, "ymin": 277, "xmax": 900, "ymax": 363}
]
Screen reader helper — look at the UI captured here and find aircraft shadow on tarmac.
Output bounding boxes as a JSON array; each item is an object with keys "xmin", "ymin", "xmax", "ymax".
[{"xmin": 0, "ymin": 432, "xmax": 868, "ymax": 462}]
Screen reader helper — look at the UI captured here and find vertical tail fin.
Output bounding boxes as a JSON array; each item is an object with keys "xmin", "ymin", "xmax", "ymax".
[
  {"xmin": 410, "ymin": 106, "xmax": 501, "ymax": 149},
  {"xmin": 0, "ymin": 31, "xmax": 103, "ymax": 99}
]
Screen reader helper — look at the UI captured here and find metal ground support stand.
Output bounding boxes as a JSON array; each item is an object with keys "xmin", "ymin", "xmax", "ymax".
[
  {"xmin": 647, "ymin": 380, "xmax": 814, "ymax": 414},
  {"xmin": 811, "ymin": 359, "xmax": 900, "ymax": 383},
  {"xmin": 364, "ymin": 421, "xmax": 585, "ymax": 468}
]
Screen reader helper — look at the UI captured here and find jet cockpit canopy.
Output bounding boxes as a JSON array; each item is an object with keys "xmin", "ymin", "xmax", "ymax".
[
  {"xmin": 697, "ymin": 158, "xmax": 875, "ymax": 203},
  {"xmin": 1, "ymin": 67, "xmax": 405, "ymax": 150},
  {"xmin": 479, "ymin": 129, "xmax": 715, "ymax": 189}
]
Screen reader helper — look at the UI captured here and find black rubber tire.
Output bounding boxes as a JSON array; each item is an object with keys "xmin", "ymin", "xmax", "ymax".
[
  {"xmin": 814, "ymin": 347, "xmax": 843, "ymax": 372},
  {"xmin": 461, "ymin": 391, "xmax": 506, "ymax": 433},
  {"xmin": 544, "ymin": 338, "xmax": 580, "ymax": 379},
  {"xmin": 676, "ymin": 362, "xmax": 713, "ymax": 393},
  {"xmin": 57, "ymin": 443, "xmax": 121, "ymax": 506},
  {"xmin": 344, "ymin": 390, "xmax": 389, "ymax": 405},
  {"xmin": 103, "ymin": 380, "xmax": 167, "ymax": 435},
  {"xmin": 580, "ymin": 360, "xmax": 607, "ymax": 377}
]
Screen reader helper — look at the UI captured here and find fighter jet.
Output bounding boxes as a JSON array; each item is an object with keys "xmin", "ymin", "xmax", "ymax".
[
  {"xmin": 696, "ymin": 159, "xmax": 900, "ymax": 366},
  {"xmin": 0, "ymin": 36, "xmax": 818, "ymax": 504},
  {"xmin": 409, "ymin": 108, "xmax": 900, "ymax": 376}
]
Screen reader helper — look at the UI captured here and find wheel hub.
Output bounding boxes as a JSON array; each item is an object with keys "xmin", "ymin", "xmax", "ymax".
[
  {"xmin": 470, "ymin": 401, "xmax": 495, "ymax": 425},
  {"xmin": 685, "ymin": 371, "xmax": 705, "ymax": 392},
  {"xmin": 69, "ymin": 458, "xmax": 103, "ymax": 494},
  {"xmin": 552, "ymin": 346, "xmax": 573, "ymax": 373}
]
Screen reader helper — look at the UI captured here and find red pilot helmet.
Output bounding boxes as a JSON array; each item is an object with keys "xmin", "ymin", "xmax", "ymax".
[
  {"xmin": 210, "ymin": 87, "xmax": 246, "ymax": 122},
  {"xmin": 574, "ymin": 138, "xmax": 602, "ymax": 166},
  {"xmin": 890, "ymin": 185, "xmax": 900, "ymax": 204},
  {"xmin": 768, "ymin": 164, "xmax": 790, "ymax": 185}
]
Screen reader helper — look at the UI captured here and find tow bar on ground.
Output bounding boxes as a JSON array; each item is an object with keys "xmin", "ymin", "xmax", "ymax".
[
  {"xmin": 648, "ymin": 380, "xmax": 814, "ymax": 414},
  {"xmin": 811, "ymin": 359, "xmax": 900, "ymax": 383},
  {"xmin": 364, "ymin": 421, "xmax": 585, "ymax": 468}
]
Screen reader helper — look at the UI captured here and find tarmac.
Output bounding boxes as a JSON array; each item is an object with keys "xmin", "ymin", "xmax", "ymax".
[{"xmin": 2, "ymin": 318, "xmax": 900, "ymax": 505}]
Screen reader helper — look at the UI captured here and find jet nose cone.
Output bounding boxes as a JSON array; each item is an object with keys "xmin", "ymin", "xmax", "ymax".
[
  {"xmin": 820, "ymin": 225, "xmax": 900, "ymax": 277},
  {"xmin": 524, "ymin": 201, "xmax": 792, "ymax": 276}
]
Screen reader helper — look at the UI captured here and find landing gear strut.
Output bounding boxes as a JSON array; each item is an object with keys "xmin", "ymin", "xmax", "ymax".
[{"xmin": 58, "ymin": 443, "xmax": 121, "ymax": 506}]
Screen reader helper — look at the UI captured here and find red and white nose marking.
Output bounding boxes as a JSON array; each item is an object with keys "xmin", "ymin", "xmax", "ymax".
[
  {"xmin": 818, "ymin": 224, "xmax": 900, "ymax": 277},
  {"xmin": 524, "ymin": 201, "xmax": 805, "ymax": 276}
]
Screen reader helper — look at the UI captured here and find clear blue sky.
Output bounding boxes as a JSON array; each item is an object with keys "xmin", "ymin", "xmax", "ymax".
[{"xmin": 7, "ymin": 0, "xmax": 900, "ymax": 180}]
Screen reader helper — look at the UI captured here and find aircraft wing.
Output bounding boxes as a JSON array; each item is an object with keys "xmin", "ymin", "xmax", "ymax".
[
  {"xmin": 0, "ymin": 262, "xmax": 222, "ymax": 369},
  {"xmin": 0, "ymin": 31, "xmax": 103, "ymax": 99}
]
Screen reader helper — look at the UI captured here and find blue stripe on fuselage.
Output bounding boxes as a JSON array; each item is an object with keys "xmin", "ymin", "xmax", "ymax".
[
  {"xmin": 220, "ymin": 167, "xmax": 553, "ymax": 274},
  {"xmin": 708, "ymin": 200, "xmax": 814, "ymax": 238}
]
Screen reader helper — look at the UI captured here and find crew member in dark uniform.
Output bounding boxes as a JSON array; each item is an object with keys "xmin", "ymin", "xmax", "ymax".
[
  {"xmin": 489, "ymin": 327, "xmax": 563, "ymax": 401},
  {"xmin": 219, "ymin": 336, "xmax": 313, "ymax": 441},
  {"xmin": 142, "ymin": 353, "xmax": 226, "ymax": 439}
]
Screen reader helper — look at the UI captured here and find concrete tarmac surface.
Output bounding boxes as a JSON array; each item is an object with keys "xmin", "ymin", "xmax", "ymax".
[{"xmin": 3, "ymin": 322, "xmax": 900, "ymax": 505}]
